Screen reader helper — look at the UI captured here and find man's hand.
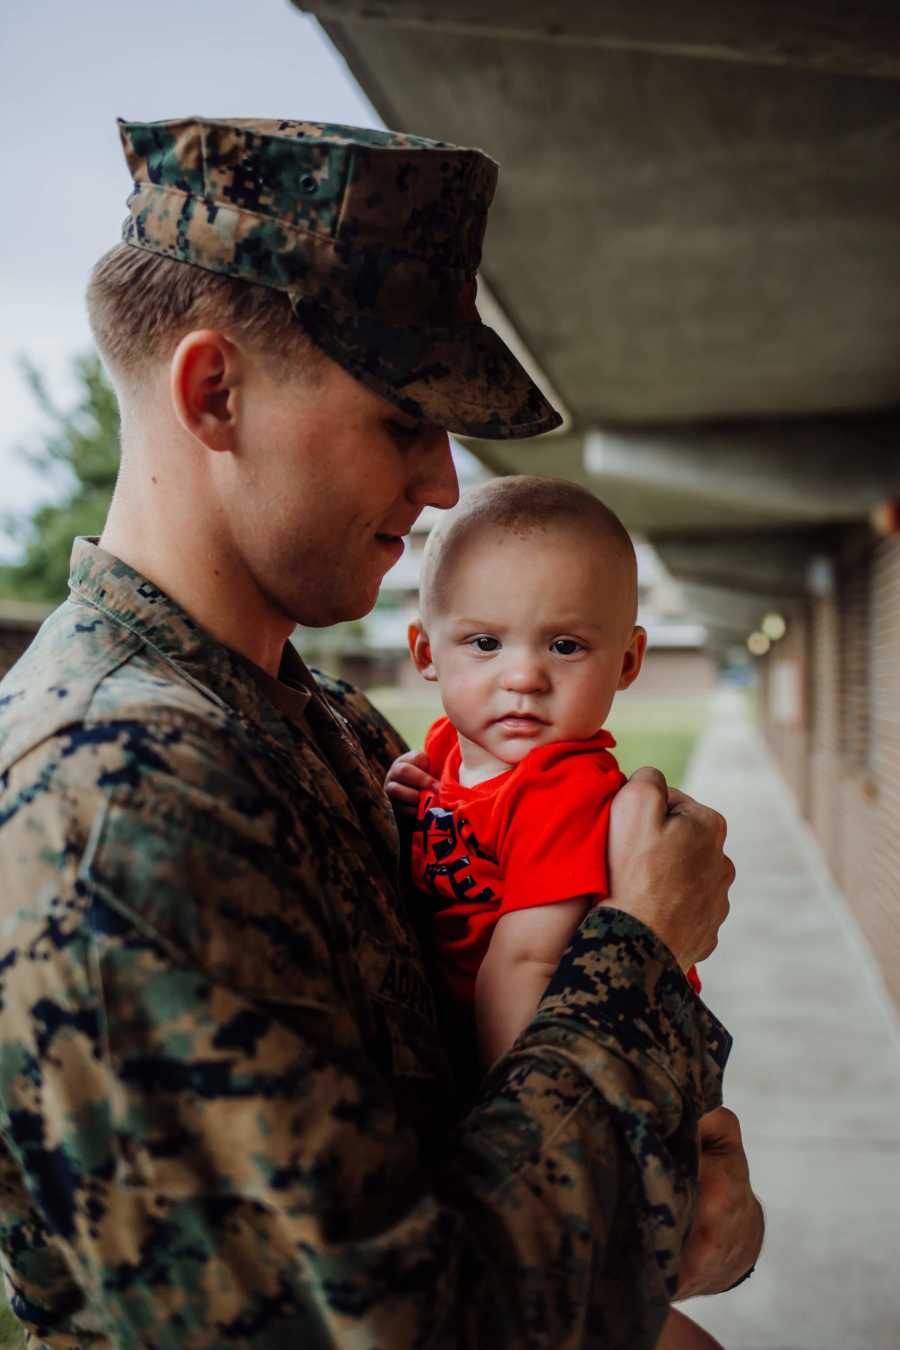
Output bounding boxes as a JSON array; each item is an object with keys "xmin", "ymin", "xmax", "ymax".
[
  {"xmin": 675, "ymin": 1107, "xmax": 765, "ymax": 1299},
  {"xmin": 384, "ymin": 749, "xmax": 437, "ymax": 816},
  {"xmin": 605, "ymin": 766, "xmax": 734, "ymax": 970}
]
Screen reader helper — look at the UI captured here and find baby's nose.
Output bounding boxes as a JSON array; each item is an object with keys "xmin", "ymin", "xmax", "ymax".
[{"xmin": 502, "ymin": 662, "xmax": 549, "ymax": 693}]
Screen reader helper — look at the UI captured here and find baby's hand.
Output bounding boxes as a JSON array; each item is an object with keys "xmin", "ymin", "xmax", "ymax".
[{"xmin": 384, "ymin": 750, "xmax": 438, "ymax": 817}]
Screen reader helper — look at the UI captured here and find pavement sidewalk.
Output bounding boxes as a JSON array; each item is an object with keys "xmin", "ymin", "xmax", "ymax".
[{"xmin": 679, "ymin": 689, "xmax": 900, "ymax": 1350}]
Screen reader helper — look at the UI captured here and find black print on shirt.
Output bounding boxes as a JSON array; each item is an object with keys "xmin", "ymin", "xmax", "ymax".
[{"xmin": 412, "ymin": 804, "xmax": 499, "ymax": 910}]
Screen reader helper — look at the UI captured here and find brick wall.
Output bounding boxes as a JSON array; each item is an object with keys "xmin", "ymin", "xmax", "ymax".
[
  {"xmin": 759, "ymin": 607, "xmax": 809, "ymax": 813},
  {"xmin": 808, "ymin": 593, "xmax": 840, "ymax": 867},
  {"xmin": 863, "ymin": 538, "xmax": 900, "ymax": 1006},
  {"xmin": 834, "ymin": 543, "xmax": 874, "ymax": 920},
  {"xmin": 759, "ymin": 530, "xmax": 900, "ymax": 1009},
  {"xmin": 632, "ymin": 649, "xmax": 718, "ymax": 698}
]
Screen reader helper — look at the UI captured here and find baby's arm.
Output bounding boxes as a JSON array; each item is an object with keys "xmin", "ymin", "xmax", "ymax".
[{"xmin": 475, "ymin": 896, "xmax": 592, "ymax": 1070}]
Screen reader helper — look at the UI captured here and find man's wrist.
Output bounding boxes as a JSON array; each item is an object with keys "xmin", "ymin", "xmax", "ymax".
[
  {"xmin": 599, "ymin": 899, "xmax": 694, "ymax": 973},
  {"xmin": 526, "ymin": 907, "xmax": 732, "ymax": 1129}
]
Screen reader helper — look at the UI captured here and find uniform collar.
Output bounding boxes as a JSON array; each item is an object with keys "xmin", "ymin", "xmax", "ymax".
[
  {"xmin": 68, "ymin": 537, "xmax": 400, "ymax": 877},
  {"xmin": 68, "ymin": 536, "xmax": 313, "ymax": 730}
]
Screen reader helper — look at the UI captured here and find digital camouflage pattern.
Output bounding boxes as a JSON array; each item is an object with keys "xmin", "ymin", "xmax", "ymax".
[
  {"xmin": 0, "ymin": 539, "xmax": 731, "ymax": 1348},
  {"xmin": 118, "ymin": 116, "xmax": 563, "ymax": 440}
]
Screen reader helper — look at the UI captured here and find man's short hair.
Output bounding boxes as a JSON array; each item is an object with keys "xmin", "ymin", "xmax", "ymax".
[
  {"xmin": 419, "ymin": 475, "xmax": 638, "ymax": 626},
  {"xmin": 86, "ymin": 243, "xmax": 323, "ymax": 381}
]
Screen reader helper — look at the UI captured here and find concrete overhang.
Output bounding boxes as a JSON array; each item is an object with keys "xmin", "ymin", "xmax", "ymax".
[
  {"xmin": 292, "ymin": 1, "xmax": 900, "ymax": 596},
  {"xmin": 653, "ymin": 529, "xmax": 832, "ymax": 600},
  {"xmin": 466, "ymin": 418, "xmax": 900, "ymax": 535},
  {"xmin": 680, "ymin": 583, "xmax": 796, "ymax": 645},
  {"xmin": 293, "ymin": 4, "xmax": 900, "ymax": 81}
]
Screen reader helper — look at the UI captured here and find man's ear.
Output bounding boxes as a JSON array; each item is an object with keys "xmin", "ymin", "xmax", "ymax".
[
  {"xmin": 408, "ymin": 619, "xmax": 438, "ymax": 681},
  {"xmin": 617, "ymin": 625, "xmax": 648, "ymax": 691},
  {"xmin": 170, "ymin": 330, "xmax": 242, "ymax": 452}
]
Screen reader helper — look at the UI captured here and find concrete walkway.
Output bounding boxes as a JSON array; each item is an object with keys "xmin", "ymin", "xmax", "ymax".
[{"xmin": 679, "ymin": 690, "xmax": 900, "ymax": 1350}]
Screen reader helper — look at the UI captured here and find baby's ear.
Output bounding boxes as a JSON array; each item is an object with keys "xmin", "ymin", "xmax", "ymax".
[
  {"xmin": 408, "ymin": 619, "xmax": 438, "ymax": 681},
  {"xmin": 617, "ymin": 625, "xmax": 648, "ymax": 690}
]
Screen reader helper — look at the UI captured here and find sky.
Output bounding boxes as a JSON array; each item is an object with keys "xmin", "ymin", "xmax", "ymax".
[{"xmin": 0, "ymin": 0, "xmax": 386, "ymax": 559}]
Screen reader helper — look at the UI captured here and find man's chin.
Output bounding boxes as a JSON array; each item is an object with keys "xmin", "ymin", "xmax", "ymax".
[{"xmin": 291, "ymin": 590, "xmax": 378, "ymax": 629}]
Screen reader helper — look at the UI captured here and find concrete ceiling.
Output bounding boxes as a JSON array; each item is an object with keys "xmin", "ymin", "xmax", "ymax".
[{"xmin": 292, "ymin": 1, "xmax": 900, "ymax": 632}]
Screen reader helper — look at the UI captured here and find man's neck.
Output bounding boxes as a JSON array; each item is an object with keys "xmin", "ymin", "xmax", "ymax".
[{"xmin": 100, "ymin": 499, "xmax": 293, "ymax": 680}]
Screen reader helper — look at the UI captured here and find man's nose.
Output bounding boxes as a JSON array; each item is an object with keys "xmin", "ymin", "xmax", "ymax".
[{"xmin": 411, "ymin": 427, "xmax": 459, "ymax": 510}]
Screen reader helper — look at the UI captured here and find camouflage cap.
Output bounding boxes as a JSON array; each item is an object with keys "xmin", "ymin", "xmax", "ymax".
[{"xmin": 117, "ymin": 116, "xmax": 562, "ymax": 440}]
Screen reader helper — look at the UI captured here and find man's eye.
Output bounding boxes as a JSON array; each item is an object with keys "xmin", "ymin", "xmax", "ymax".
[
  {"xmin": 472, "ymin": 636, "xmax": 500, "ymax": 652},
  {"xmin": 551, "ymin": 638, "xmax": 581, "ymax": 656}
]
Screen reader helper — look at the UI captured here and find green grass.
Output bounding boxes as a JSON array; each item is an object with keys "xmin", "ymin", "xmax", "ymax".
[
  {"xmin": 606, "ymin": 697, "xmax": 711, "ymax": 788},
  {"xmin": 369, "ymin": 686, "xmax": 444, "ymax": 752},
  {"xmin": 368, "ymin": 688, "xmax": 711, "ymax": 791}
]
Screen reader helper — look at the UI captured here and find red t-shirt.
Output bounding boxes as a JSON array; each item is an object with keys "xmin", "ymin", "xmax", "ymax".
[
  {"xmin": 410, "ymin": 716, "xmax": 702, "ymax": 1006},
  {"xmin": 409, "ymin": 716, "xmax": 624, "ymax": 1005}
]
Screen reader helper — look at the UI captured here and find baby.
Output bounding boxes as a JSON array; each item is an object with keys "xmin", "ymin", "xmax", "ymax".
[{"xmin": 385, "ymin": 475, "xmax": 718, "ymax": 1350}]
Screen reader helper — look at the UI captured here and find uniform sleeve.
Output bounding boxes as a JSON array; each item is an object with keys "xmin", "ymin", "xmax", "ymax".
[
  {"xmin": 0, "ymin": 1137, "xmax": 107, "ymax": 1348},
  {"xmin": 499, "ymin": 753, "xmax": 626, "ymax": 912},
  {"xmin": 0, "ymin": 727, "xmax": 730, "ymax": 1350}
]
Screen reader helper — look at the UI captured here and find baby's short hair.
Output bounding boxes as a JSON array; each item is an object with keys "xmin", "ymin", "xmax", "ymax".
[{"xmin": 419, "ymin": 475, "xmax": 637, "ymax": 625}]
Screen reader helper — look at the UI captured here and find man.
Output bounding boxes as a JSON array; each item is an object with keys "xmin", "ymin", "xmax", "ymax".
[{"xmin": 0, "ymin": 117, "xmax": 761, "ymax": 1347}]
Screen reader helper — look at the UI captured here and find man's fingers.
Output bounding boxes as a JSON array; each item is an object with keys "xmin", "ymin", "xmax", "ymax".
[
  {"xmin": 664, "ymin": 790, "xmax": 697, "ymax": 822},
  {"xmin": 627, "ymin": 765, "xmax": 669, "ymax": 794},
  {"xmin": 675, "ymin": 1105, "xmax": 764, "ymax": 1298},
  {"xmin": 665, "ymin": 787, "xmax": 729, "ymax": 844},
  {"xmin": 394, "ymin": 749, "xmax": 431, "ymax": 770},
  {"xmin": 612, "ymin": 766, "xmax": 670, "ymax": 831},
  {"xmin": 627, "ymin": 768, "xmax": 730, "ymax": 844},
  {"xmin": 384, "ymin": 747, "xmax": 439, "ymax": 815},
  {"xmin": 699, "ymin": 1106, "xmax": 745, "ymax": 1157},
  {"xmin": 385, "ymin": 777, "xmax": 431, "ymax": 800},
  {"xmin": 393, "ymin": 764, "xmax": 431, "ymax": 785},
  {"xmin": 606, "ymin": 765, "xmax": 734, "ymax": 971},
  {"xmin": 388, "ymin": 762, "xmax": 437, "ymax": 791},
  {"xmin": 384, "ymin": 781, "xmax": 423, "ymax": 812}
]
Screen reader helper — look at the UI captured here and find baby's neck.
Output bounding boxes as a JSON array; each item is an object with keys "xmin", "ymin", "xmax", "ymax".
[{"xmin": 456, "ymin": 735, "xmax": 515, "ymax": 788}]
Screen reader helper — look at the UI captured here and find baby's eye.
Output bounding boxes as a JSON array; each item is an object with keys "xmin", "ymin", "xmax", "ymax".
[
  {"xmin": 471, "ymin": 636, "xmax": 500, "ymax": 652},
  {"xmin": 551, "ymin": 638, "xmax": 582, "ymax": 656}
]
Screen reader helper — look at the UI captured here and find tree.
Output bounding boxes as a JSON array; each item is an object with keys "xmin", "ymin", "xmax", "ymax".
[{"xmin": 0, "ymin": 353, "xmax": 120, "ymax": 603}]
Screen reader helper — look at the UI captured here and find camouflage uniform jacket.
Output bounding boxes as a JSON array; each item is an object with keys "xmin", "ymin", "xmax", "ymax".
[{"xmin": 0, "ymin": 538, "xmax": 731, "ymax": 1349}]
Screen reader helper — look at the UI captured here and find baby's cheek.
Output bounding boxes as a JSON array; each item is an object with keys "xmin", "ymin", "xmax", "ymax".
[{"xmin": 441, "ymin": 670, "xmax": 488, "ymax": 729}]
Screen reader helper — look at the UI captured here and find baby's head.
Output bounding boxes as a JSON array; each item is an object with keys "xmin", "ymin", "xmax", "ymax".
[{"xmin": 409, "ymin": 476, "xmax": 646, "ymax": 771}]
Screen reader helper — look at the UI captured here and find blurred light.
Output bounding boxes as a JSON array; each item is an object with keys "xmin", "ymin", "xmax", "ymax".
[
  {"xmin": 747, "ymin": 631, "xmax": 771, "ymax": 656},
  {"xmin": 761, "ymin": 612, "xmax": 786, "ymax": 641},
  {"xmin": 807, "ymin": 555, "xmax": 835, "ymax": 598},
  {"xmin": 871, "ymin": 499, "xmax": 900, "ymax": 536}
]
